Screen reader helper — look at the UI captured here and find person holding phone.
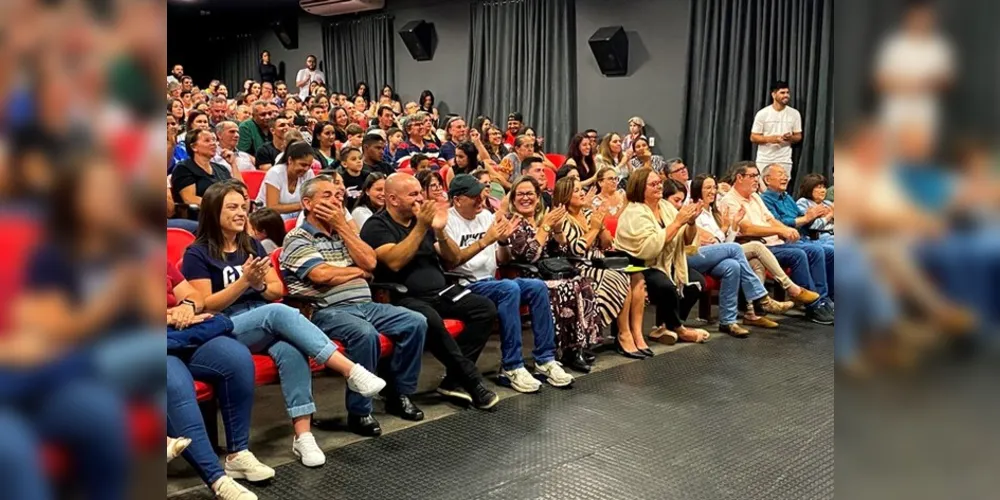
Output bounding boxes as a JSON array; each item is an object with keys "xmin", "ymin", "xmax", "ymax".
[{"xmin": 182, "ymin": 180, "xmax": 387, "ymax": 467}]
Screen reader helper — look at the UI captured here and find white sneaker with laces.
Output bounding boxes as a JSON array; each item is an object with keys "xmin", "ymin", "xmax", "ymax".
[
  {"xmin": 534, "ymin": 361, "xmax": 574, "ymax": 388},
  {"xmin": 292, "ymin": 432, "xmax": 326, "ymax": 467},
  {"xmin": 224, "ymin": 450, "xmax": 275, "ymax": 482},
  {"xmin": 500, "ymin": 367, "xmax": 542, "ymax": 393},
  {"xmin": 213, "ymin": 476, "xmax": 258, "ymax": 500},
  {"xmin": 346, "ymin": 364, "xmax": 386, "ymax": 397}
]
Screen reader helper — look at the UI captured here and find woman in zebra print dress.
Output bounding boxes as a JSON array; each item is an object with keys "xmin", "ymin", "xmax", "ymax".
[{"xmin": 552, "ymin": 177, "xmax": 651, "ymax": 357}]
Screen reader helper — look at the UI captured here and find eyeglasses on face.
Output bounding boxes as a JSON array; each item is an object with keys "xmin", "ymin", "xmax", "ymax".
[
  {"xmin": 669, "ymin": 166, "xmax": 688, "ymax": 175},
  {"xmin": 515, "ymin": 191, "xmax": 537, "ymax": 199},
  {"xmin": 647, "ymin": 180, "xmax": 664, "ymax": 189}
]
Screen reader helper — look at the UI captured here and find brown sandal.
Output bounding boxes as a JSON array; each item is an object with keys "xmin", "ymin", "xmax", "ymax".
[
  {"xmin": 678, "ymin": 327, "xmax": 710, "ymax": 343},
  {"xmin": 648, "ymin": 326, "xmax": 678, "ymax": 345}
]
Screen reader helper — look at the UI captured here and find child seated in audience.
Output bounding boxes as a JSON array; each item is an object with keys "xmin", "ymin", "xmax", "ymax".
[
  {"xmin": 346, "ymin": 123, "xmax": 364, "ymax": 149},
  {"xmin": 411, "ymin": 153, "xmax": 432, "ymax": 173},
  {"xmin": 249, "ymin": 208, "xmax": 287, "ymax": 254}
]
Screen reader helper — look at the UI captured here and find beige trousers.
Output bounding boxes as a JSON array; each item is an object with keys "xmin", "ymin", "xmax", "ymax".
[{"xmin": 741, "ymin": 241, "xmax": 794, "ymax": 289}]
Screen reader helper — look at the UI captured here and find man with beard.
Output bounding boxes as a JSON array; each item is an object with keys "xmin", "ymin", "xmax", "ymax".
[{"xmin": 750, "ymin": 81, "xmax": 802, "ymax": 177}]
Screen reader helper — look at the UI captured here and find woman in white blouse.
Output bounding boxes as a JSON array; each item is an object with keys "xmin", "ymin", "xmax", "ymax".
[
  {"xmin": 689, "ymin": 174, "xmax": 820, "ymax": 306},
  {"xmin": 255, "ymin": 141, "xmax": 316, "ymax": 221}
]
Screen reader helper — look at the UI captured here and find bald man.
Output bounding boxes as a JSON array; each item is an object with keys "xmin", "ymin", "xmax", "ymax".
[{"xmin": 360, "ymin": 174, "xmax": 500, "ymax": 410}]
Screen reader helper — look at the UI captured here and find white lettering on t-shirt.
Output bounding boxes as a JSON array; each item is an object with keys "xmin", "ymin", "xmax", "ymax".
[
  {"xmin": 444, "ymin": 207, "xmax": 496, "ymax": 282},
  {"xmin": 223, "ymin": 265, "xmax": 244, "ymax": 287}
]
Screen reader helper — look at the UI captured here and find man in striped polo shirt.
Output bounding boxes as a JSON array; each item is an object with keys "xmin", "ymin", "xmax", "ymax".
[{"xmin": 280, "ymin": 173, "xmax": 428, "ymax": 438}]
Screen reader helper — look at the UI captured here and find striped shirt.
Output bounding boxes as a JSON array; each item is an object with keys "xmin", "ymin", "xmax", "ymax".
[{"xmin": 280, "ymin": 220, "xmax": 371, "ymax": 307}]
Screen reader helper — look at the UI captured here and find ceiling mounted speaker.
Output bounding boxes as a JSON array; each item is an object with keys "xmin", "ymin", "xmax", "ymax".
[
  {"xmin": 589, "ymin": 26, "xmax": 629, "ymax": 77},
  {"xmin": 398, "ymin": 20, "xmax": 436, "ymax": 61}
]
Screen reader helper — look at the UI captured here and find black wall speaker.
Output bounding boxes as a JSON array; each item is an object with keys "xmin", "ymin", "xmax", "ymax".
[
  {"xmin": 271, "ymin": 17, "xmax": 299, "ymax": 50},
  {"xmin": 588, "ymin": 26, "xmax": 629, "ymax": 76},
  {"xmin": 399, "ymin": 20, "xmax": 436, "ymax": 61}
]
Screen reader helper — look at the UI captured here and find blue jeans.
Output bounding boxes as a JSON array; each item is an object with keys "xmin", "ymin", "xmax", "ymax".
[
  {"xmin": 167, "ymin": 332, "xmax": 255, "ymax": 486},
  {"xmin": 0, "ymin": 379, "xmax": 128, "ymax": 500},
  {"xmin": 687, "ymin": 243, "xmax": 769, "ymax": 325},
  {"xmin": 834, "ymin": 240, "xmax": 897, "ymax": 363},
  {"xmin": 227, "ymin": 302, "xmax": 338, "ymax": 418},
  {"xmin": 467, "ymin": 278, "xmax": 557, "ymax": 371},
  {"xmin": 311, "ymin": 302, "xmax": 427, "ymax": 416},
  {"xmin": 770, "ymin": 240, "xmax": 835, "ymax": 306}
]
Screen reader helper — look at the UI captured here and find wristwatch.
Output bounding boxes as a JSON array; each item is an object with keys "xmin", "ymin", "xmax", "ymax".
[
  {"xmin": 541, "ymin": 224, "xmax": 552, "ymax": 232},
  {"xmin": 181, "ymin": 299, "xmax": 197, "ymax": 313}
]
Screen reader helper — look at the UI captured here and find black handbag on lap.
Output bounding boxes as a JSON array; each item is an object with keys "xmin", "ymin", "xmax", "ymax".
[{"xmin": 536, "ymin": 258, "xmax": 578, "ymax": 280}]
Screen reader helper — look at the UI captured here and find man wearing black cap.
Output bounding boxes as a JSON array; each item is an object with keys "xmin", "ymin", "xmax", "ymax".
[
  {"xmin": 360, "ymin": 173, "xmax": 501, "ymax": 410},
  {"xmin": 443, "ymin": 175, "xmax": 574, "ymax": 393},
  {"xmin": 504, "ymin": 112, "xmax": 523, "ymax": 147}
]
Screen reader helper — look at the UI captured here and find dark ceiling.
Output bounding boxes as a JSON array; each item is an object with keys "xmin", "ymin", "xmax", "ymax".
[{"xmin": 168, "ymin": 0, "xmax": 303, "ymax": 18}]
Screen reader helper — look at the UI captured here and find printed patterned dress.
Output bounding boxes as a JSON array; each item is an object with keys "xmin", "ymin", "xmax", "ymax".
[
  {"xmin": 561, "ymin": 210, "xmax": 629, "ymax": 331},
  {"xmin": 508, "ymin": 219, "xmax": 601, "ymax": 350}
]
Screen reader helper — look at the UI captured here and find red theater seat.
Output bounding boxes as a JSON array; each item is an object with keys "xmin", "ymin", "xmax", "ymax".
[
  {"xmin": 167, "ymin": 228, "xmax": 195, "ymax": 266},
  {"xmin": 242, "ymin": 170, "xmax": 266, "ymax": 201},
  {"xmin": 545, "ymin": 153, "xmax": 566, "ymax": 167}
]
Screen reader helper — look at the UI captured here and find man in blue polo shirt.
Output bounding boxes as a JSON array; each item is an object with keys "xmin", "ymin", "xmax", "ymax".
[{"xmin": 760, "ymin": 163, "xmax": 833, "ymax": 248}]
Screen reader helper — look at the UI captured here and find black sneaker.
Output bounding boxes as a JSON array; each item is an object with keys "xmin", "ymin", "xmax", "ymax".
[
  {"xmin": 436, "ymin": 376, "xmax": 473, "ymax": 404},
  {"xmin": 469, "ymin": 382, "xmax": 500, "ymax": 411},
  {"xmin": 806, "ymin": 303, "xmax": 834, "ymax": 325}
]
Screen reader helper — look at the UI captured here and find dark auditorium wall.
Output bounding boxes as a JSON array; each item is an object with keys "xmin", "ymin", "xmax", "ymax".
[
  {"xmin": 251, "ymin": 0, "xmax": 690, "ymax": 153},
  {"xmin": 574, "ymin": 0, "xmax": 690, "ymax": 156}
]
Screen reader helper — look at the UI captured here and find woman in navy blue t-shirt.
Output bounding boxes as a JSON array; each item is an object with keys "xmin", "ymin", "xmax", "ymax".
[{"xmin": 181, "ymin": 180, "xmax": 386, "ymax": 467}]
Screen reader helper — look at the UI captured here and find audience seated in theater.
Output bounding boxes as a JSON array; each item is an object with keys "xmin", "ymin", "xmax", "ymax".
[
  {"xmin": 551, "ymin": 177, "xmax": 641, "ymax": 354},
  {"xmin": 613, "ymin": 168, "xmax": 710, "ymax": 345},
  {"xmin": 172, "ymin": 128, "xmax": 233, "ymax": 212},
  {"xmin": 254, "ymin": 116, "xmax": 294, "ymax": 171},
  {"xmin": 621, "ymin": 116, "xmax": 646, "ymax": 153},
  {"xmin": 439, "ymin": 116, "xmax": 469, "ymax": 166},
  {"xmin": 213, "ymin": 121, "xmax": 253, "ymax": 180},
  {"xmin": 521, "ymin": 156, "xmax": 553, "ymax": 209},
  {"xmin": 311, "ymin": 121, "xmax": 338, "ymax": 169},
  {"xmin": 562, "ymin": 133, "xmax": 598, "ymax": 188},
  {"xmin": 418, "ymin": 89, "xmax": 440, "ymax": 124},
  {"xmin": 663, "ymin": 158, "xmax": 690, "ymax": 199},
  {"xmin": 480, "ymin": 125, "xmax": 510, "ymax": 164},
  {"xmin": 344, "ymin": 123, "xmax": 365, "ymax": 150},
  {"xmin": 374, "ymin": 105, "xmax": 397, "ymax": 134},
  {"xmin": 416, "ymin": 169, "xmax": 447, "ymax": 202},
  {"xmin": 171, "ymin": 110, "xmax": 212, "ymax": 172},
  {"xmin": 351, "ymin": 172, "xmax": 387, "ymax": 229},
  {"xmin": 760, "ymin": 164, "xmax": 833, "ymax": 246},
  {"xmin": 281, "ymin": 175, "xmax": 429, "ymax": 437},
  {"xmin": 256, "ymin": 141, "xmax": 317, "ymax": 221},
  {"xmin": 376, "ymin": 85, "xmax": 403, "ymax": 115},
  {"xmin": 331, "ymin": 106, "xmax": 351, "ymax": 143},
  {"xmin": 238, "ymin": 101, "xmax": 275, "ymax": 159},
  {"xmin": 718, "ymin": 161, "xmax": 834, "ymax": 325},
  {"xmin": 690, "ymin": 174, "xmax": 820, "ymax": 311},
  {"xmin": 628, "ymin": 137, "xmax": 664, "ymax": 174},
  {"xmin": 358, "ymin": 132, "xmax": 395, "ymax": 177},
  {"xmin": 337, "ymin": 146, "xmax": 371, "ymax": 210},
  {"xmin": 394, "ymin": 112, "xmax": 440, "ymax": 167},
  {"xmin": 665, "ymin": 180, "xmax": 793, "ymax": 337},
  {"xmin": 472, "ymin": 115, "xmax": 492, "ymax": 140},
  {"xmin": 592, "ymin": 167, "xmax": 626, "ymax": 216},
  {"xmin": 182, "ymin": 181, "xmax": 386, "ymax": 465},
  {"xmin": 249, "ymin": 207, "xmax": 287, "ymax": 254},
  {"xmin": 505, "ymin": 176, "xmax": 601, "ymax": 372},
  {"xmin": 442, "ymin": 174, "xmax": 575, "ymax": 392},
  {"xmin": 504, "ymin": 112, "xmax": 523, "ymax": 146},
  {"xmin": 795, "ymin": 173, "xmax": 835, "ymax": 242},
  {"xmin": 422, "ymin": 111, "xmax": 443, "ymax": 147},
  {"xmin": 359, "ymin": 173, "xmax": 500, "ymax": 410},
  {"xmin": 167, "ymin": 262, "xmax": 272, "ymax": 500}
]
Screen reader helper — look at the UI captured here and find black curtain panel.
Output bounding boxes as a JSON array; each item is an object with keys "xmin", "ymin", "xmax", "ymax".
[
  {"xmin": 206, "ymin": 34, "xmax": 259, "ymax": 94},
  {"xmin": 322, "ymin": 14, "xmax": 395, "ymax": 96},
  {"xmin": 680, "ymin": 0, "xmax": 833, "ymax": 185},
  {"xmin": 466, "ymin": 0, "xmax": 576, "ymax": 154}
]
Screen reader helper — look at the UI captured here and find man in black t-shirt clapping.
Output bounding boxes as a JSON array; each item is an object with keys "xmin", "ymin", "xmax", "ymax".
[{"xmin": 360, "ymin": 173, "xmax": 500, "ymax": 410}]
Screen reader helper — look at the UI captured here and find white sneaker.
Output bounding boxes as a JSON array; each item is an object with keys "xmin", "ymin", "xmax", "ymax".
[
  {"xmin": 346, "ymin": 364, "xmax": 387, "ymax": 398},
  {"xmin": 534, "ymin": 361, "xmax": 574, "ymax": 388},
  {"xmin": 167, "ymin": 436, "xmax": 191, "ymax": 462},
  {"xmin": 292, "ymin": 432, "xmax": 326, "ymax": 467},
  {"xmin": 500, "ymin": 367, "xmax": 542, "ymax": 393},
  {"xmin": 224, "ymin": 450, "xmax": 275, "ymax": 482},
  {"xmin": 213, "ymin": 476, "xmax": 258, "ymax": 500}
]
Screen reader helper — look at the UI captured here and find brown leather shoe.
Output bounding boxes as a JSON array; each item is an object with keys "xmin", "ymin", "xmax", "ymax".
[
  {"xmin": 790, "ymin": 288, "xmax": 820, "ymax": 305},
  {"xmin": 743, "ymin": 316, "xmax": 779, "ymax": 329},
  {"xmin": 759, "ymin": 297, "xmax": 794, "ymax": 315},
  {"xmin": 719, "ymin": 323, "xmax": 750, "ymax": 338}
]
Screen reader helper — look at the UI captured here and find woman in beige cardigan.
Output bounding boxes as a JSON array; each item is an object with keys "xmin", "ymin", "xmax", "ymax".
[{"xmin": 614, "ymin": 169, "xmax": 711, "ymax": 343}]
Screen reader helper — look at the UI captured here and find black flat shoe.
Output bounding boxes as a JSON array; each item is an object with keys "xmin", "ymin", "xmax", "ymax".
[
  {"xmin": 582, "ymin": 349, "xmax": 597, "ymax": 364},
  {"xmin": 347, "ymin": 414, "xmax": 382, "ymax": 437},
  {"xmin": 639, "ymin": 348, "xmax": 654, "ymax": 357},
  {"xmin": 615, "ymin": 338, "xmax": 645, "ymax": 359},
  {"xmin": 384, "ymin": 395, "xmax": 424, "ymax": 421},
  {"xmin": 561, "ymin": 350, "xmax": 592, "ymax": 374}
]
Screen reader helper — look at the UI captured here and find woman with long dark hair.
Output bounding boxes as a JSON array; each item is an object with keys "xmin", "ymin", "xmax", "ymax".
[
  {"xmin": 418, "ymin": 89, "xmax": 439, "ymax": 124},
  {"xmin": 255, "ymin": 140, "xmax": 317, "ymax": 221},
  {"xmin": 350, "ymin": 172, "xmax": 387, "ymax": 229},
  {"xmin": 331, "ymin": 106, "xmax": 351, "ymax": 143},
  {"xmin": 182, "ymin": 181, "xmax": 387, "ymax": 463},
  {"xmin": 444, "ymin": 141, "xmax": 481, "ymax": 186},
  {"xmin": 562, "ymin": 133, "xmax": 598, "ymax": 188},
  {"xmin": 311, "ymin": 120, "xmax": 338, "ymax": 168},
  {"xmin": 416, "ymin": 169, "xmax": 447, "ymax": 202},
  {"xmin": 376, "ymin": 84, "xmax": 402, "ymax": 115},
  {"xmin": 259, "ymin": 50, "xmax": 278, "ymax": 84},
  {"xmin": 353, "ymin": 81, "xmax": 370, "ymax": 103}
]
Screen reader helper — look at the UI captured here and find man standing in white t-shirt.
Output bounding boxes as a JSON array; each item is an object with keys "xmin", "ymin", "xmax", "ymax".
[
  {"xmin": 750, "ymin": 81, "xmax": 803, "ymax": 177},
  {"xmin": 441, "ymin": 174, "xmax": 574, "ymax": 393},
  {"xmin": 296, "ymin": 55, "xmax": 326, "ymax": 100}
]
